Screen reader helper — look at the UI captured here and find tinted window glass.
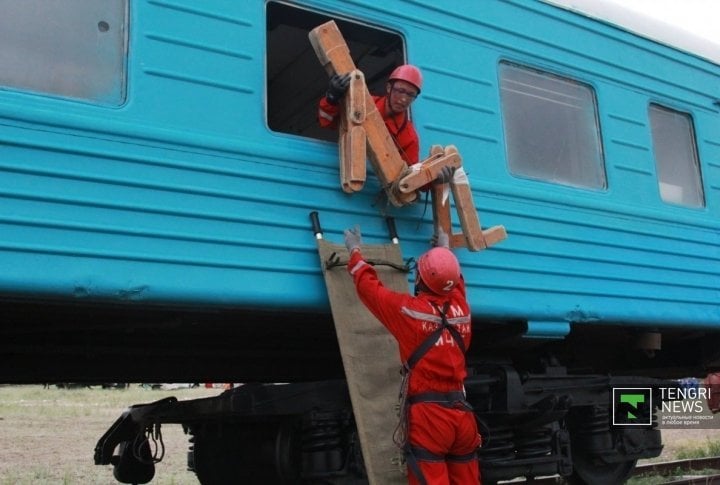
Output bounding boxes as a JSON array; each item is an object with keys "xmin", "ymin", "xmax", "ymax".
[
  {"xmin": 0, "ymin": 0, "xmax": 128, "ymax": 105},
  {"xmin": 499, "ymin": 62, "xmax": 606, "ymax": 190},
  {"xmin": 649, "ymin": 104, "xmax": 705, "ymax": 208}
]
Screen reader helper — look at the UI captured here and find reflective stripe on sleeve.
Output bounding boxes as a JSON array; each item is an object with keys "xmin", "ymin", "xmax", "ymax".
[
  {"xmin": 318, "ymin": 108, "xmax": 335, "ymax": 122},
  {"xmin": 400, "ymin": 307, "xmax": 470, "ymax": 326},
  {"xmin": 349, "ymin": 260, "xmax": 367, "ymax": 275}
]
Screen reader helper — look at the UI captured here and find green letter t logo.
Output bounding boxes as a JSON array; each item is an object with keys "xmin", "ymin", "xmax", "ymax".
[{"xmin": 620, "ymin": 393, "xmax": 645, "ymax": 419}]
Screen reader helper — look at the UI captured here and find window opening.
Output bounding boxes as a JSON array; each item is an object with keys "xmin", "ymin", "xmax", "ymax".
[
  {"xmin": 649, "ymin": 104, "xmax": 704, "ymax": 208},
  {"xmin": 499, "ymin": 62, "xmax": 606, "ymax": 190},
  {"xmin": 266, "ymin": 2, "xmax": 405, "ymax": 141}
]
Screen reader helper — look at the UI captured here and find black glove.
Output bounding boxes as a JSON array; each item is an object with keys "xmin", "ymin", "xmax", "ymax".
[
  {"xmin": 344, "ymin": 225, "xmax": 362, "ymax": 253},
  {"xmin": 433, "ymin": 165, "xmax": 456, "ymax": 185},
  {"xmin": 326, "ymin": 73, "xmax": 351, "ymax": 105}
]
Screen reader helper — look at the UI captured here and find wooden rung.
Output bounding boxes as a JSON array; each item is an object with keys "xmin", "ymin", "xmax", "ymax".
[
  {"xmin": 450, "ymin": 234, "xmax": 467, "ymax": 248},
  {"xmin": 396, "ymin": 151, "xmax": 462, "ymax": 194},
  {"xmin": 482, "ymin": 226, "xmax": 508, "ymax": 247}
]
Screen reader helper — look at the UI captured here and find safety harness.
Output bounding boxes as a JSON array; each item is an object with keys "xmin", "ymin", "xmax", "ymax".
[{"xmin": 394, "ymin": 301, "xmax": 476, "ymax": 485}]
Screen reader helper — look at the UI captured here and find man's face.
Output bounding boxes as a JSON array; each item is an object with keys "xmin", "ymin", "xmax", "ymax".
[{"xmin": 385, "ymin": 79, "xmax": 418, "ymax": 114}]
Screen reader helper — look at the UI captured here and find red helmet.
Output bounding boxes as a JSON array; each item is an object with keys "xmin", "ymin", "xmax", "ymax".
[
  {"xmin": 416, "ymin": 247, "xmax": 460, "ymax": 295},
  {"xmin": 388, "ymin": 64, "xmax": 423, "ymax": 92}
]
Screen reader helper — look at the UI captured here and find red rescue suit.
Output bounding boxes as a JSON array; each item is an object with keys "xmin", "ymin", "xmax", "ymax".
[
  {"xmin": 347, "ymin": 250, "xmax": 481, "ymax": 485},
  {"xmin": 318, "ymin": 94, "xmax": 420, "ymax": 165}
]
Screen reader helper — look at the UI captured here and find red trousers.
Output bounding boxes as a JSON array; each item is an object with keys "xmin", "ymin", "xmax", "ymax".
[{"xmin": 407, "ymin": 403, "xmax": 481, "ymax": 485}]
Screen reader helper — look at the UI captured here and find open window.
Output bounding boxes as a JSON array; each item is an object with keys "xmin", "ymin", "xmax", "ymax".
[
  {"xmin": 499, "ymin": 61, "xmax": 606, "ymax": 190},
  {"xmin": 266, "ymin": 2, "xmax": 405, "ymax": 142},
  {"xmin": 649, "ymin": 104, "xmax": 705, "ymax": 208},
  {"xmin": 0, "ymin": 0, "xmax": 128, "ymax": 105}
]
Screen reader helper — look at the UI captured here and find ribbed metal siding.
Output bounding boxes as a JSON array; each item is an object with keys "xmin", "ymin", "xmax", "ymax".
[{"xmin": 0, "ymin": 0, "xmax": 717, "ymax": 329}]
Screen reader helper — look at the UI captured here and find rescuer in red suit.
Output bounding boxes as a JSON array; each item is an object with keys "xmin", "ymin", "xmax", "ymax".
[
  {"xmin": 318, "ymin": 64, "xmax": 422, "ymax": 166},
  {"xmin": 344, "ymin": 225, "xmax": 481, "ymax": 485}
]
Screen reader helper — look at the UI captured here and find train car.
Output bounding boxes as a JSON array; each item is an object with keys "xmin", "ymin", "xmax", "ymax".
[{"xmin": 1, "ymin": 0, "xmax": 718, "ymax": 483}]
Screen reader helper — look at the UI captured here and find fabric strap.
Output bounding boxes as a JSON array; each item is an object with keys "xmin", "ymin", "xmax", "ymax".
[
  {"xmin": 404, "ymin": 301, "xmax": 465, "ymax": 371},
  {"xmin": 401, "ymin": 301, "xmax": 473, "ymax": 484}
]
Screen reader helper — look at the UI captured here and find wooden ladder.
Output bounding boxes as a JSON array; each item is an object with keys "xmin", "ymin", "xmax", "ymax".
[{"xmin": 309, "ymin": 20, "xmax": 506, "ymax": 251}]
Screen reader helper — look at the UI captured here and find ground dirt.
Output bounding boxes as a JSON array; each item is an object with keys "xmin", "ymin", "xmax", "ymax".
[{"xmin": 0, "ymin": 385, "xmax": 717, "ymax": 484}]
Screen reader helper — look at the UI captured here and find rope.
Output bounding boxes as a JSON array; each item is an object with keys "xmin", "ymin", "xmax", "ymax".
[
  {"xmin": 392, "ymin": 370, "xmax": 411, "ymax": 449},
  {"xmin": 325, "ymin": 252, "xmax": 415, "ymax": 273}
]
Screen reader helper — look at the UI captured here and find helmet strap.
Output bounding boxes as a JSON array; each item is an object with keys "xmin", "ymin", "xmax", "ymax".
[
  {"xmin": 414, "ymin": 274, "xmax": 431, "ymax": 296},
  {"xmin": 384, "ymin": 83, "xmax": 398, "ymax": 115}
]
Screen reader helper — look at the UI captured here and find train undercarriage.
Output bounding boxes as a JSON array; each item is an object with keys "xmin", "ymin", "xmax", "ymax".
[
  {"xmin": 95, "ymin": 363, "xmax": 672, "ymax": 485},
  {"xmin": 3, "ymin": 300, "xmax": 717, "ymax": 484}
]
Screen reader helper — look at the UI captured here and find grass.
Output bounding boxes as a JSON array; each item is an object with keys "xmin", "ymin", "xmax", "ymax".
[
  {"xmin": 0, "ymin": 384, "xmax": 219, "ymax": 485},
  {"xmin": 1, "ymin": 385, "xmax": 718, "ymax": 484},
  {"xmin": 628, "ymin": 439, "xmax": 720, "ymax": 484},
  {"xmin": 676, "ymin": 438, "xmax": 720, "ymax": 460}
]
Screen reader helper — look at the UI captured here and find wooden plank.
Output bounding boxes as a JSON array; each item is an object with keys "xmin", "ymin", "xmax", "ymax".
[
  {"xmin": 308, "ymin": 21, "xmax": 355, "ymax": 74},
  {"xmin": 346, "ymin": 69, "xmax": 366, "ymax": 125},
  {"xmin": 341, "ymin": 125, "xmax": 367, "ymax": 192},
  {"xmin": 451, "ymin": 167, "xmax": 487, "ymax": 251},
  {"xmin": 317, "ymin": 239, "xmax": 408, "ymax": 485}
]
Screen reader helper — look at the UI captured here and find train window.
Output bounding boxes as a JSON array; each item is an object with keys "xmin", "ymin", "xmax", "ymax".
[
  {"xmin": 499, "ymin": 62, "xmax": 606, "ymax": 190},
  {"xmin": 649, "ymin": 104, "xmax": 705, "ymax": 208},
  {"xmin": 0, "ymin": 0, "xmax": 128, "ymax": 105},
  {"xmin": 266, "ymin": 2, "xmax": 405, "ymax": 141}
]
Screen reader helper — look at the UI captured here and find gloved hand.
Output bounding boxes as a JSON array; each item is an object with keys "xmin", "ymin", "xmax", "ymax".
[
  {"xmin": 326, "ymin": 73, "xmax": 351, "ymax": 105},
  {"xmin": 431, "ymin": 227, "xmax": 450, "ymax": 248},
  {"xmin": 433, "ymin": 165, "xmax": 456, "ymax": 185},
  {"xmin": 344, "ymin": 225, "xmax": 362, "ymax": 253}
]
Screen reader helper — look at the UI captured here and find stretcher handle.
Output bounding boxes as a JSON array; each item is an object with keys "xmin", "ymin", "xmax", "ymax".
[
  {"xmin": 386, "ymin": 217, "xmax": 399, "ymax": 244},
  {"xmin": 309, "ymin": 211, "xmax": 323, "ymax": 240}
]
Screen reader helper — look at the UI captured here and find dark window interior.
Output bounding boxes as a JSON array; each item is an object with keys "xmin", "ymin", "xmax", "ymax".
[{"xmin": 266, "ymin": 2, "xmax": 405, "ymax": 141}]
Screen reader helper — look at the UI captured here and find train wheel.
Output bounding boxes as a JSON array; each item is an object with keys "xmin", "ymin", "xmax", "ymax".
[
  {"xmin": 568, "ymin": 452, "xmax": 636, "ymax": 485},
  {"xmin": 191, "ymin": 422, "xmax": 289, "ymax": 485}
]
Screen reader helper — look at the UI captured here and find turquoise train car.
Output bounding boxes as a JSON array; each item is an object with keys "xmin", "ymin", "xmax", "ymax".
[{"xmin": 2, "ymin": 1, "xmax": 719, "ymax": 483}]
